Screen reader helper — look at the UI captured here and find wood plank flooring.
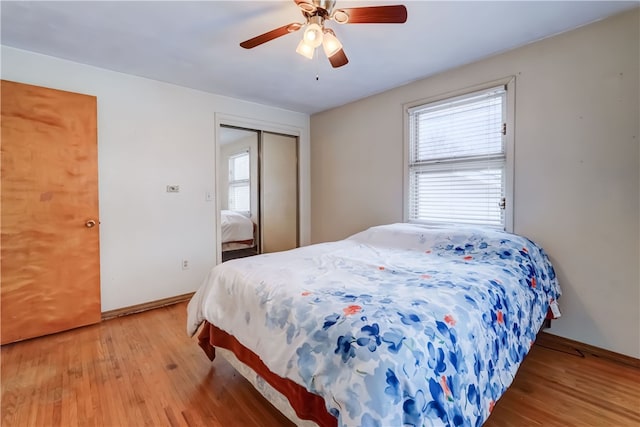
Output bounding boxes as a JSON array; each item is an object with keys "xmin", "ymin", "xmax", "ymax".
[{"xmin": 2, "ymin": 302, "xmax": 639, "ymax": 426}]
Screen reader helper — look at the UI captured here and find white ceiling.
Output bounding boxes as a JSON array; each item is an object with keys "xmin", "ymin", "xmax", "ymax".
[{"xmin": 1, "ymin": 1, "xmax": 637, "ymax": 114}]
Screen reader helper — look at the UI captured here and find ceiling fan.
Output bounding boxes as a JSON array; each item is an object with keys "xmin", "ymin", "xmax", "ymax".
[{"xmin": 240, "ymin": 0, "xmax": 408, "ymax": 68}]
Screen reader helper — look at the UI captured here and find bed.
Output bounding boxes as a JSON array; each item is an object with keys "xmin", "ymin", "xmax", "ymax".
[
  {"xmin": 221, "ymin": 209, "xmax": 256, "ymax": 252},
  {"xmin": 188, "ymin": 223, "xmax": 561, "ymax": 426}
]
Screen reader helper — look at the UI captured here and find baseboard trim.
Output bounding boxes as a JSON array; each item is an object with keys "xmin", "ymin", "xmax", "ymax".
[
  {"xmin": 537, "ymin": 331, "xmax": 639, "ymax": 369},
  {"xmin": 101, "ymin": 292, "xmax": 195, "ymax": 321}
]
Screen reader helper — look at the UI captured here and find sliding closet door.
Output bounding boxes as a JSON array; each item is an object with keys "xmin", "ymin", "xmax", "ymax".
[{"xmin": 260, "ymin": 132, "xmax": 298, "ymax": 253}]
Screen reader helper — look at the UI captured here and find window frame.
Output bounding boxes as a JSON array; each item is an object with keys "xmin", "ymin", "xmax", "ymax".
[{"xmin": 403, "ymin": 77, "xmax": 515, "ymax": 232}]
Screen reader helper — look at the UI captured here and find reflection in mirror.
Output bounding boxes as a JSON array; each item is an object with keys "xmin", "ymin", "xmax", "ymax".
[
  {"xmin": 228, "ymin": 151, "xmax": 250, "ymax": 212},
  {"xmin": 219, "ymin": 126, "xmax": 259, "ymax": 262}
]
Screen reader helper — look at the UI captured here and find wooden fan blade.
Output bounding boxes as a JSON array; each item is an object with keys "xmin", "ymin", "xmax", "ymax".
[
  {"xmin": 338, "ymin": 5, "xmax": 407, "ymax": 24},
  {"xmin": 328, "ymin": 48, "xmax": 349, "ymax": 68},
  {"xmin": 240, "ymin": 23, "xmax": 302, "ymax": 49}
]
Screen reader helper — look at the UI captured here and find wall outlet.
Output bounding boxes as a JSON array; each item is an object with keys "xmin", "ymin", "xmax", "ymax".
[
  {"xmin": 166, "ymin": 185, "xmax": 180, "ymax": 193},
  {"xmin": 182, "ymin": 259, "xmax": 189, "ymax": 270}
]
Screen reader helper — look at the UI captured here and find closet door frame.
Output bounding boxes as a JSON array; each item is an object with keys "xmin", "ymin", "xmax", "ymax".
[{"xmin": 214, "ymin": 113, "xmax": 304, "ymax": 265}]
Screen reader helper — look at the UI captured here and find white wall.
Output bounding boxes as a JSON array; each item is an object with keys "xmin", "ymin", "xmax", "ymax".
[
  {"xmin": 311, "ymin": 9, "xmax": 639, "ymax": 358},
  {"xmin": 1, "ymin": 46, "xmax": 310, "ymax": 312}
]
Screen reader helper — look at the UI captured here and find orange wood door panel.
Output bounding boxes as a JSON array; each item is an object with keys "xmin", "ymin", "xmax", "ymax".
[{"xmin": 1, "ymin": 80, "xmax": 101, "ymax": 344}]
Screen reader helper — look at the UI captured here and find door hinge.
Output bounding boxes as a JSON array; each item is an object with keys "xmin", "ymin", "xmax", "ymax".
[
  {"xmin": 499, "ymin": 197, "xmax": 506, "ymax": 210},
  {"xmin": 501, "ymin": 123, "xmax": 507, "ymax": 135}
]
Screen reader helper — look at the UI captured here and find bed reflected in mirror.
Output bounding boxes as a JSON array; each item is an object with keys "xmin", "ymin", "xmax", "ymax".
[{"xmin": 219, "ymin": 126, "xmax": 259, "ymax": 262}]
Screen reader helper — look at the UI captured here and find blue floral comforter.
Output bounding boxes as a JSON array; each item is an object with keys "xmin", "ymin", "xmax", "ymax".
[{"xmin": 187, "ymin": 223, "xmax": 561, "ymax": 427}]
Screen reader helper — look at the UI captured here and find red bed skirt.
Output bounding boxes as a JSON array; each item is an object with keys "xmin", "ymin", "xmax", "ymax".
[
  {"xmin": 197, "ymin": 321, "xmax": 337, "ymax": 427},
  {"xmin": 197, "ymin": 308, "xmax": 557, "ymax": 426}
]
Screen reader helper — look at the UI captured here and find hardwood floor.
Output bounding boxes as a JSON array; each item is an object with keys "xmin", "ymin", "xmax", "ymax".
[{"xmin": 2, "ymin": 302, "xmax": 639, "ymax": 426}]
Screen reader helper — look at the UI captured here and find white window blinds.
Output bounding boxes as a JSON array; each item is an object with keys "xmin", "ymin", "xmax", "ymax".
[
  {"xmin": 228, "ymin": 184, "xmax": 250, "ymax": 212},
  {"xmin": 408, "ymin": 86, "xmax": 507, "ymax": 228},
  {"xmin": 228, "ymin": 151, "xmax": 250, "ymax": 212}
]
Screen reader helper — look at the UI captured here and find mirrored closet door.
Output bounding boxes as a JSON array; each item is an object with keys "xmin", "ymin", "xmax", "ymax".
[
  {"xmin": 218, "ymin": 126, "xmax": 298, "ymax": 262},
  {"xmin": 219, "ymin": 126, "xmax": 259, "ymax": 262}
]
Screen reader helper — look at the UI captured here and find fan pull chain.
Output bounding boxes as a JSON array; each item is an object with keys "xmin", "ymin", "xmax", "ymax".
[{"xmin": 315, "ymin": 47, "xmax": 320, "ymax": 81}]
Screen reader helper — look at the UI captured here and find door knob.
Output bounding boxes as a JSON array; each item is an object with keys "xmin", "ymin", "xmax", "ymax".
[{"xmin": 85, "ymin": 219, "xmax": 97, "ymax": 228}]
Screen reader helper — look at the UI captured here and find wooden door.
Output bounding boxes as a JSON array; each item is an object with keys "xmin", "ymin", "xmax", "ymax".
[
  {"xmin": 260, "ymin": 132, "xmax": 298, "ymax": 253},
  {"xmin": 1, "ymin": 80, "xmax": 101, "ymax": 344}
]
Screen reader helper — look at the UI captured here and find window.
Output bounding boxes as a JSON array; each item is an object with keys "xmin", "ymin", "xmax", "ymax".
[
  {"xmin": 407, "ymin": 84, "xmax": 512, "ymax": 229},
  {"xmin": 228, "ymin": 151, "xmax": 250, "ymax": 212}
]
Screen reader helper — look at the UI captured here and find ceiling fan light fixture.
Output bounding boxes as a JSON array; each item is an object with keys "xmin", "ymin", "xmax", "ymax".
[
  {"xmin": 296, "ymin": 39, "xmax": 315, "ymax": 59},
  {"xmin": 322, "ymin": 30, "xmax": 342, "ymax": 58},
  {"xmin": 296, "ymin": 0, "xmax": 316, "ymax": 13},
  {"xmin": 239, "ymin": 2, "xmax": 408, "ymax": 69},
  {"xmin": 303, "ymin": 22, "xmax": 324, "ymax": 47}
]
